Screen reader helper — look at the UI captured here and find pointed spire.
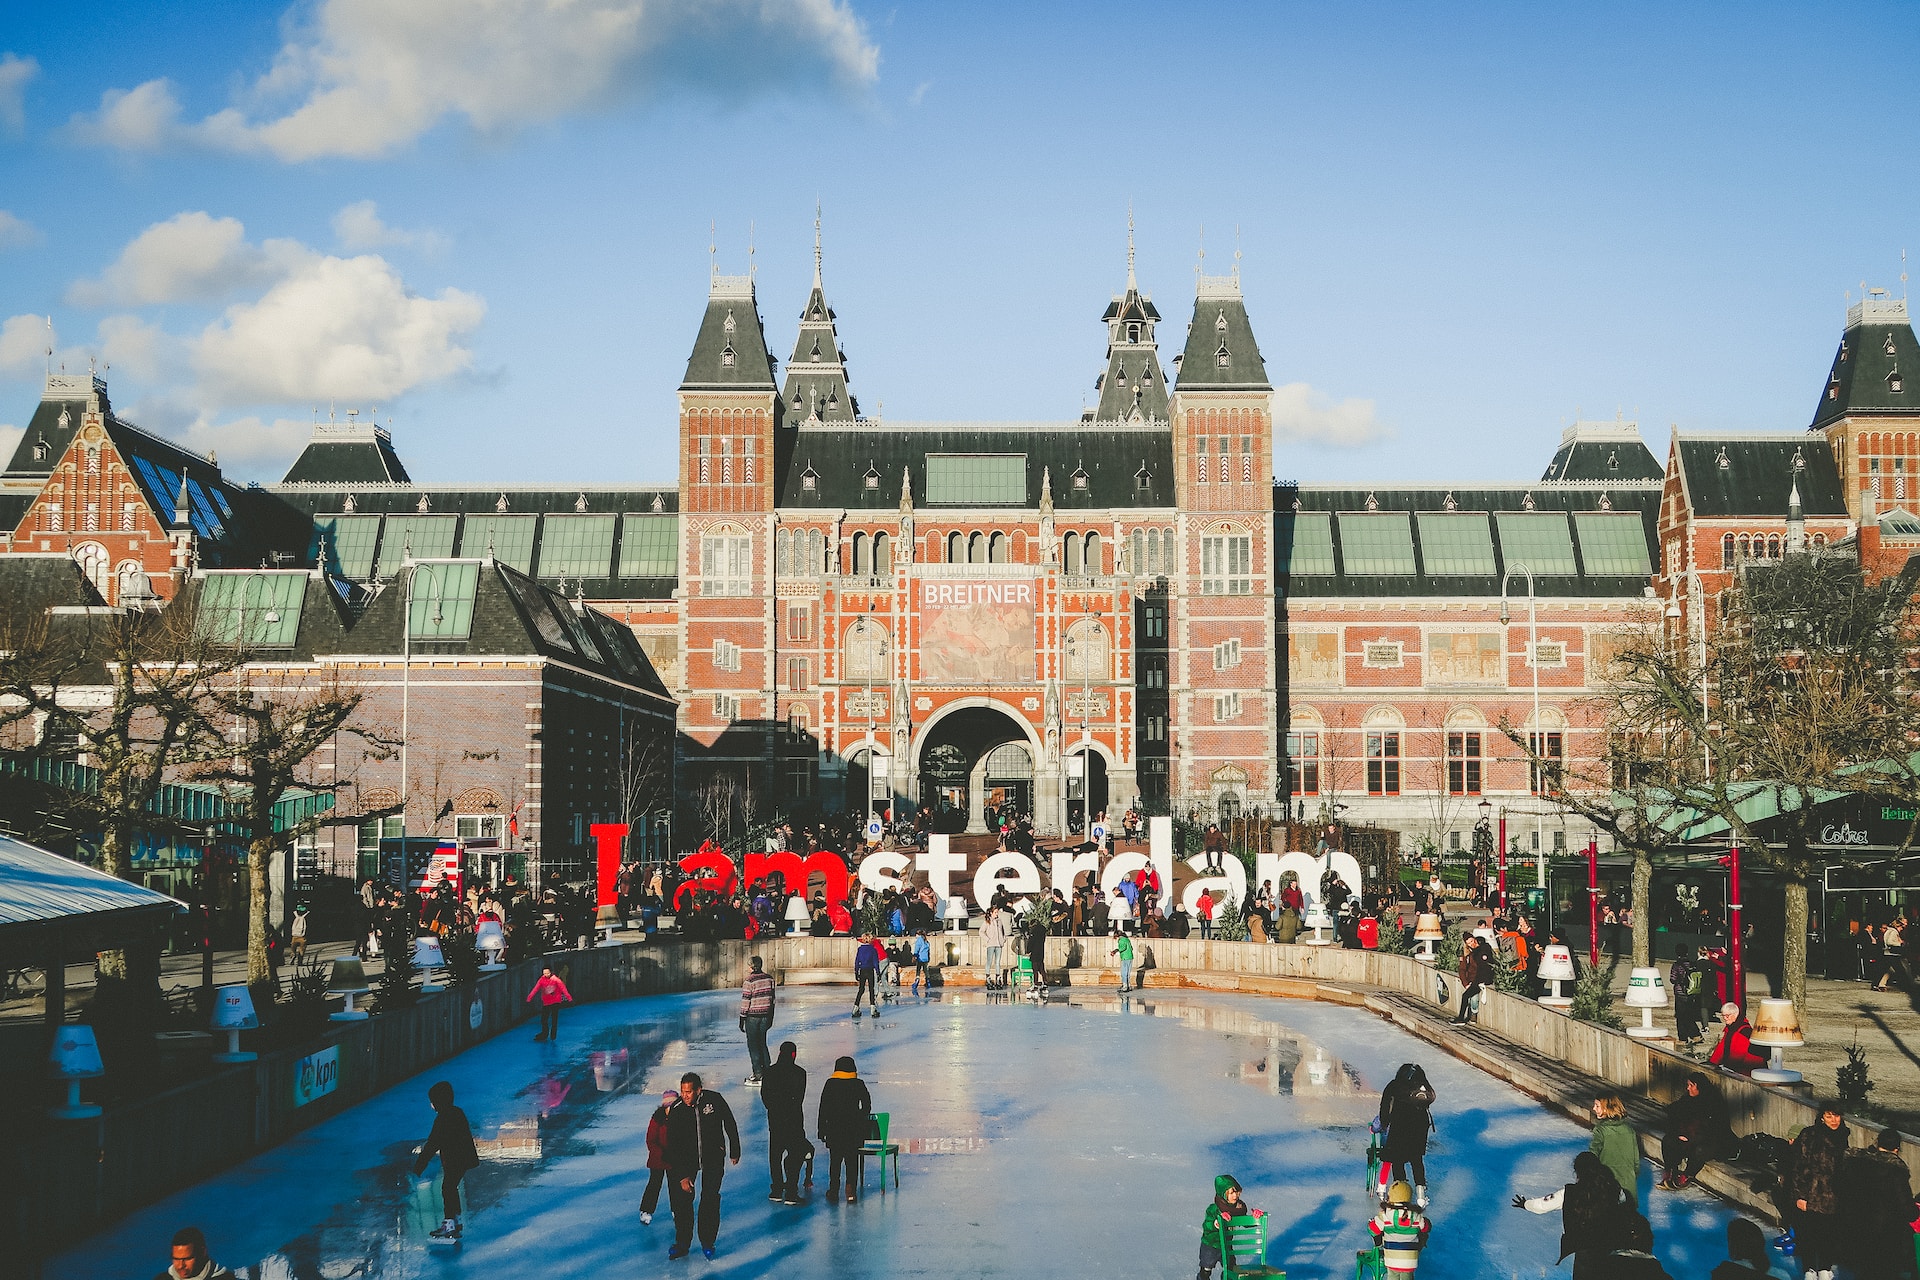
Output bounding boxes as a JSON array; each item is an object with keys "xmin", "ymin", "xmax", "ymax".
[
  {"xmin": 173, "ymin": 478, "xmax": 192, "ymax": 530},
  {"xmin": 1039, "ymin": 466, "xmax": 1054, "ymax": 515},
  {"xmin": 1126, "ymin": 202, "xmax": 1136, "ymax": 292},
  {"xmin": 1787, "ymin": 473, "xmax": 1806, "ymax": 554},
  {"xmin": 813, "ymin": 201, "xmax": 823, "ymax": 289},
  {"xmin": 898, "ymin": 464, "xmax": 913, "ymax": 515}
]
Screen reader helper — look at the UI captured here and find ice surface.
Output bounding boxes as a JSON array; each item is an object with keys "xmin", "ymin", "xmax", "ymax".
[{"xmin": 50, "ymin": 988, "xmax": 1762, "ymax": 1279}]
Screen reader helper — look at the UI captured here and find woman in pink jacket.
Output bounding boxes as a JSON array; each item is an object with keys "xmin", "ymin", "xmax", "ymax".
[{"xmin": 527, "ymin": 965, "xmax": 573, "ymax": 1041}]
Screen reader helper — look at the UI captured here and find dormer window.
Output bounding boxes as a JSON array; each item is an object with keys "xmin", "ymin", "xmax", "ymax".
[
  {"xmin": 1606, "ymin": 449, "xmax": 1619, "ymax": 471},
  {"xmin": 496, "ymin": 493, "xmax": 510, "ymax": 512},
  {"xmin": 801, "ymin": 464, "xmax": 819, "ymax": 492},
  {"xmin": 721, "ymin": 344, "xmax": 735, "ymax": 368},
  {"xmin": 1215, "ymin": 345, "xmax": 1229, "ymax": 368},
  {"xmin": 651, "ymin": 493, "xmax": 666, "ymax": 512},
  {"xmin": 1127, "ymin": 322, "xmax": 1140, "ymax": 343},
  {"xmin": 1215, "ymin": 309, "xmax": 1227, "ymax": 332},
  {"xmin": 1115, "ymin": 365, "xmax": 1127, "ymax": 386},
  {"xmin": 1717, "ymin": 447, "xmax": 1731, "ymax": 470},
  {"xmin": 1441, "ymin": 491, "xmax": 1457, "ymax": 511},
  {"xmin": 1140, "ymin": 363, "xmax": 1152, "ymax": 383},
  {"xmin": 1072, "ymin": 466, "xmax": 1089, "ymax": 491},
  {"xmin": 792, "ymin": 391, "xmax": 804, "ymax": 410},
  {"xmin": 863, "ymin": 463, "xmax": 881, "ymax": 490},
  {"xmin": 1134, "ymin": 464, "xmax": 1151, "ymax": 492},
  {"xmin": 1828, "ymin": 374, "xmax": 1841, "ymax": 400},
  {"xmin": 810, "ymin": 338, "xmax": 822, "ymax": 362},
  {"xmin": 825, "ymin": 388, "xmax": 838, "ymax": 409},
  {"xmin": 31, "ymin": 437, "xmax": 48, "ymax": 461},
  {"xmin": 1521, "ymin": 493, "xmax": 1536, "ymax": 511},
  {"xmin": 1792, "ymin": 447, "xmax": 1806, "ymax": 471},
  {"xmin": 1840, "ymin": 340, "xmax": 1850, "ymax": 362},
  {"xmin": 1598, "ymin": 492, "xmax": 1613, "ymax": 511},
  {"xmin": 722, "ymin": 310, "xmax": 736, "ymax": 334},
  {"xmin": 1364, "ymin": 492, "xmax": 1379, "ymax": 511},
  {"xmin": 1887, "ymin": 334, "xmax": 1899, "ymax": 356},
  {"xmin": 1892, "ymin": 368, "xmax": 1905, "ymax": 394}
]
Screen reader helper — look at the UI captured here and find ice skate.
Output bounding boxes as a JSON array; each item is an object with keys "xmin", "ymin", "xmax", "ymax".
[
  {"xmin": 1415, "ymin": 1184, "xmax": 1428, "ymax": 1208},
  {"xmin": 702, "ymin": 1246, "xmax": 716, "ymax": 1260},
  {"xmin": 869, "ymin": 1006, "xmax": 880, "ymax": 1018},
  {"xmin": 640, "ymin": 1211, "xmax": 653, "ymax": 1225}
]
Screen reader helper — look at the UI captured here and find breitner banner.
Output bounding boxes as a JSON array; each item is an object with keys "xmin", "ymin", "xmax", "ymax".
[{"xmin": 918, "ymin": 579, "xmax": 1037, "ymax": 683}]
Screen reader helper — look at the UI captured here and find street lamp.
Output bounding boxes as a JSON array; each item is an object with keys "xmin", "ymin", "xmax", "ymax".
[
  {"xmin": 1500, "ymin": 563, "xmax": 1544, "ymax": 890},
  {"xmin": 400, "ymin": 560, "xmax": 451, "ymax": 863},
  {"xmin": 1073, "ymin": 606, "xmax": 1096, "ymax": 844}
]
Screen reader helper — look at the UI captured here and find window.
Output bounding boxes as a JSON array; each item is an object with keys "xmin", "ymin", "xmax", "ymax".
[
  {"xmin": 926, "ymin": 454, "xmax": 1025, "ymax": 504},
  {"xmin": 1131, "ymin": 528, "xmax": 1145, "ymax": 574},
  {"xmin": 462, "ymin": 514, "xmax": 538, "ymax": 573},
  {"xmin": 1287, "ymin": 731, "xmax": 1321, "ymax": 795},
  {"xmin": 1215, "ymin": 344, "xmax": 1229, "ymax": 368},
  {"xmin": 1366, "ymin": 732, "xmax": 1401, "ymax": 795},
  {"xmin": 874, "ymin": 532, "xmax": 891, "ymax": 574},
  {"xmin": 536, "ymin": 514, "xmax": 616, "ymax": 580},
  {"xmin": 1197, "ymin": 437, "xmax": 1209, "ymax": 484},
  {"xmin": 1214, "ymin": 691, "xmax": 1242, "ymax": 721},
  {"xmin": 1143, "ymin": 714, "xmax": 1166, "ymax": 742},
  {"xmin": 969, "ymin": 531, "xmax": 988, "ymax": 563},
  {"xmin": 1241, "ymin": 437, "xmax": 1253, "ymax": 483},
  {"xmin": 713, "ymin": 638, "xmax": 742, "ymax": 672},
  {"xmin": 1141, "ymin": 659, "xmax": 1166, "ymax": 689},
  {"xmin": 1212, "ymin": 638, "xmax": 1242, "ymax": 670},
  {"xmin": 1447, "ymin": 731, "xmax": 1482, "ymax": 795},
  {"xmin": 853, "ymin": 531, "xmax": 870, "ymax": 576},
  {"xmin": 1529, "ymin": 731, "xmax": 1564, "ymax": 794},
  {"xmin": 720, "ymin": 345, "xmax": 735, "ymax": 368},
  {"xmin": 1495, "ymin": 512, "xmax": 1578, "ymax": 575},
  {"xmin": 697, "ymin": 437, "xmax": 710, "ymax": 483},
  {"xmin": 743, "ymin": 439, "xmax": 755, "ymax": 484},
  {"xmin": 787, "ymin": 657, "xmax": 810, "ymax": 691},
  {"xmin": 72, "ymin": 542, "xmax": 110, "ymax": 599},
  {"xmin": 785, "ymin": 758, "xmax": 816, "ymax": 798},
  {"xmin": 1149, "ymin": 527, "xmax": 1164, "ymax": 575},
  {"xmin": 1892, "ymin": 370, "xmax": 1905, "ymax": 395},
  {"xmin": 1127, "ymin": 321, "xmax": 1140, "ymax": 343},
  {"xmin": 1416, "ymin": 514, "xmax": 1496, "ymax": 575},
  {"xmin": 699, "ymin": 532, "xmax": 752, "ymax": 596},
  {"xmin": 1200, "ymin": 533, "xmax": 1252, "ymax": 595},
  {"xmin": 947, "ymin": 531, "xmax": 963, "ymax": 563},
  {"xmin": 313, "ymin": 514, "xmax": 381, "ymax": 579},
  {"xmin": 1071, "ymin": 468, "xmax": 1089, "ymax": 491},
  {"xmin": 1339, "ymin": 513, "xmax": 1417, "ymax": 575},
  {"xmin": 1721, "ymin": 533, "xmax": 1735, "ymax": 569},
  {"xmin": 788, "ymin": 606, "xmax": 811, "ymax": 641},
  {"xmin": 376, "ymin": 514, "xmax": 459, "ymax": 577},
  {"xmin": 988, "ymin": 531, "xmax": 1006, "ymax": 564},
  {"xmin": 456, "ymin": 814, "xmax": 504, "ymax": 841},
  {"xmin": 617, "ymin": 514, "xmax": 677, "ymax": 578},
  {"xmin": 713, "ymin": 693, "xmax": 740, "ymax": 720},
  {"xmin": 1282, "ymin": 512, "xmax": 1336, "ymax": 575},
  {"xmin": 1064, "ymin": 531, "xmax": 1081, "ymax": 575},
  {"xmin": 1573, "ymin": 512, "xmax": 1652, "ymax": 576},
  {"xmin": 1766, "ymin": 535, "xmax": 1780, "ymax": 560},
  {"xmin": 358, "ymin": 815, "xmax": 404, "ymax": 880},
  {"xmin": 1143, "ymin": 604, "xmax": 1167, "ymax": 640},
  {"xmin": 1084, "ymin": 531, "xmax": 1102, "ymax": 574},
  {"xmin": 199, "ymin": 568, "xmax": 311, "ymax": 647}
]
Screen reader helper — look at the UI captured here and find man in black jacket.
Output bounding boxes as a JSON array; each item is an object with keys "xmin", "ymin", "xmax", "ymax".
[
  {"xmin": 761, "ymin": 1041, "xmax": 811, "ymax": 1204},
  {"xmin": 817, "ymin": 1054, "xmax": 873, "ymax": 1203},
  {"xmin": 664, "ymin": 1072, "xmax": 741, "ymax": 1260},
  {"xmin": 413, "ymin": 1081, "xmax": 479, "ymax": 1240},
  {"xmin": 1658, "ymin": 1072, "xmax": 1732, "ymax": 1189}
]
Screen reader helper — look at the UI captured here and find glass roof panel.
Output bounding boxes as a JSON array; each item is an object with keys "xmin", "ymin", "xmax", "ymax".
[
  {"xmin": 1416, "ymin": 513, "xmax": 1496, "ymax": 575},
  {"xmin": 1337, "ymin": 512, "xmax": 1416, "ymax": 575}
]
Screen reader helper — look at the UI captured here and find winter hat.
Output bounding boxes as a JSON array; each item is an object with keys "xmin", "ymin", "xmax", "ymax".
[
  {"xmin": 662, "ymin": 1090, "xmax": 678, "ymax": 1103},
  {"xmin": 834, "ymin": 1056, "xmax": 856, "ymax": 1073}
]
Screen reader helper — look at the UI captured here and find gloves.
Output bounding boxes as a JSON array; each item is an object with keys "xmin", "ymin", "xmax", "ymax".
[
  {"xmin": 1510, "ymin": 1194, "xmax": 1526, "ymax": 1209},
  {"xmin": 739, "ymin": 1017, "xmax": 746, "ymax": 1032}
]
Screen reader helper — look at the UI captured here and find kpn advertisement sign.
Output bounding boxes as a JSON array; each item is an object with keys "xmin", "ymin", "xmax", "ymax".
[
  {"xmin": 918, "ymin": 579, "xmax": 1036, "ymax": 683},
  {"xmin": 293, "ymin": 1044, "xmax": 340, "ymax": 1107}
]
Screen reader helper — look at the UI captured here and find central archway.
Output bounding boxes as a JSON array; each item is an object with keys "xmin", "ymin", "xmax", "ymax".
[{"xmin": 911, "ymin": 699, "xmax": 1042, "ymax": 834}]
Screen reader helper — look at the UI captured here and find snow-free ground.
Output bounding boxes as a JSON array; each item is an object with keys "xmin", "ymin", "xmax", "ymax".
[{"xmin": 50, "ymin": 986, "xmax": 1769, "ymax": 1279}]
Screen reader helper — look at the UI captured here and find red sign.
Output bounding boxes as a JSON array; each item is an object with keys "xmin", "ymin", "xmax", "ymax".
[
  {"xmin": 672, "ymin": 844, "xmax": 853, "ymax": 911},
  {"xmin": 589, "ymin": 823, "xmax": 628, "ymax": 910}
]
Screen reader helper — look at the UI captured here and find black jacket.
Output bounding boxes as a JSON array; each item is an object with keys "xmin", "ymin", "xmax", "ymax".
[
  {"xmin": 1839, "ymin": 1145, "xmax": 1916, "ymax": 1271},
  {"xmin": 817, "ymin": 1073, "xmax": 873, "ymax": 1151},
  {"xmin": 1559, "ymin": 1177, "xmax": 1626, "ymax": 1262},
  {"xmin": 664, "ymin": 1089, "xmax": 741, "ymax": 1173},
  {"xmin": 414, "ymin": 1103, "xmax": 478, "ymax": 1177},
  {"xmin": 761, "ymin": 1058, "xmax": 808, "ymax": 1134},
  {"xmin": 1664, "ymin": 1085, "xmax": 1733, "ymax": 1156},
  {"xmin": 1379, "ymin": 1079, "xmax": 1436, "ymax": 1161}
]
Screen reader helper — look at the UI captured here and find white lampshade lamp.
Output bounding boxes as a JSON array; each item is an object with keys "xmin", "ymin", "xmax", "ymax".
[
  {"xmin": 1413, "ymin": 913, "xmax": 1444, "ymax": 965},
  {"xmin": 785, "ymin": 896, "xmax": 811, "ymax": 936},
  {"xmin": 209, "ymin": 984, "xmax": 260, "ymax": 1062},
  {"xmin": 1622, "ymin": 966, "xmax": 1670, "ymax": 1040},
  {"xmin": 1301, "ymin": 902, "xmax": 1334, "ymax": 946},
  {"xmin": 47, "ymin": 1024, "xmax": 105, "ymax": 1119},
  {"xmin": 412, "ymin": 935, "xmax": 448, "ymax": 993},
  {"xmin": 943, "ymin": 897, "xmax": 968, "ymax": 934},
  {"xmin": 1749, "ymin": 997, "xmax": 1805, "ymax": 1084},
  {"xmin": 1537, "ymin": 945, "xmax": 1577, "ymax": 1010},
  {"xmin": 475, "ymin": 919, "xmax": 508, "ymax": 970},
  {"xmin": 327, "ymin": 957, "xmax": 372, "ymax": 1021}
]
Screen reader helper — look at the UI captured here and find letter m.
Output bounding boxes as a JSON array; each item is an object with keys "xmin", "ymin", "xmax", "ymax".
[{"xmin": 745, "ymin": 850, "xmax": 853, "ymax": 907}]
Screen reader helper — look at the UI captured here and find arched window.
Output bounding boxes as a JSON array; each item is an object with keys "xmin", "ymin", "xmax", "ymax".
[
  {"xmin": 73, "ymin": 542, "xmax": 109, "ymax": 599},
  {"xmin": 1064, "ymin": 618, "xmax": 1110, "ymax": 680},
  {"xmin": 1766, "ymin": 535, "xmax": 1780, "ymax": 560},
  {"xmin": 1085, "ymin": 531, "xmax": 1102, "ymax": 575},
  {"xmin": 989, "ymin": 531, "xmax": 1008, "ymax": 563},
  {"xmin": 947, "ymin": 531, "xmax": 962, "ymax": 563},
  {"xmin": 807, "ymin": 529, "xmax": 824, "ymax": 574},
  {"xmin": 1737, "ymin": 535, "xmax": 1751, "ymax": 561},
  {"xmin": 853, "ymin": 532, "xmax": 870, "ymax": 576},
  {"xmin": 1149, "ymin": 528, "xmax": 1163, "ymax": 575},
  {"xmin": 969, "ymin": 531, "xmax": 987, "ymax": 564},
  {"xmin": 1064, "ymin": 531, "xmax": 1082, "ymax": 575},
  {"xmin": 1721, "ymin": 533, "xmax": 1734, "ymax": 569},
  {"xmin": 873, "ymin": 532, "xmax": 891, "ymax": 575},
  {"xmin": 775, "ymin": 528, "xmax": 790, "ymax": 576},
  {"xmin": 1131, "ymin": 528, "xmax": 1146, "ymax": 575},
  {"xmin": 115, "ymin": 560, "xmax": 145, "ymax": 604}
]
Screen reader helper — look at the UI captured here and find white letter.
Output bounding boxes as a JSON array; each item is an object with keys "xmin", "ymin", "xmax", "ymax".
[
  {"xmin": 972, "ymin": 852, "xmax": 1039, "ymax": 909},
  {"xmin": 1052, "ymin": 845, "xmax": 1101, "ymax": 897},
  {"xmin": 858, "ymin": 851, "xmax": 910, "ymax": 895},
  {"xmin": 917, "ymin": 833, "xmax": 966, "ymax": 901}
]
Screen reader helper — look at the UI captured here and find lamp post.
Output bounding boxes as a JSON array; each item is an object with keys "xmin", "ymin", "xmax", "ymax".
[
  {"xmin": 1476, "ymin": 797, "xmax": 1492, "ymax": 904},
  {"xmin": 399, "ymin": 560, "xmax": 450, "ymax": 866},
  {"xmin": 862, "ymin": 621, "xmax": 878, "ymax": 826},
  {"xmin": 1585, "ymin": 837, "xmax": 1601, "ymax": 968},
  {"xmin": 1078, "ymin": 606, "xmax": 1095, "ymax": 844},
  {"xmin": 1663, "ymin": 568, "xmax": 1713, "ymax": 780},
  {"xmin": 1721, "ymin": 844, "xmax": 1746, "ymax": 1008},
  {"xmin": 1500, "ymin": 563, "xmax": 1544, "ymax": 889}
]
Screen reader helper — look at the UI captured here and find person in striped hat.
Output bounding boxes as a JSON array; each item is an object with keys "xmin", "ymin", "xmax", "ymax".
[{"xmin": 1369, "ymin": 1181, "xmax": 1431, "ymax": 1275}]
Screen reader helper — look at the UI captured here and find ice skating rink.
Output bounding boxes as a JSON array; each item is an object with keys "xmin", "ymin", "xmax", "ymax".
[{"xmin": 51, "ymin": 987, "xmax": 1755, "ymax": 1278}]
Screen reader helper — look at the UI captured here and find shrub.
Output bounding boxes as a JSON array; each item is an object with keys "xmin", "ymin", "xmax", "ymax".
[
  {"xmin": 373, "ymin": 907, "xmax": 418, "ymax": 1012},
  {"xmin": 1571, "ymin": 955, "xmax": 1624, "ymax": 1029},
  {"xmin": 1213, "ymin": 896, "xmax": 1250, "ymax": 942},
  {"xmin": 1837, "ymin": 1037, "xmax": 1875, "ymax": 1112}
]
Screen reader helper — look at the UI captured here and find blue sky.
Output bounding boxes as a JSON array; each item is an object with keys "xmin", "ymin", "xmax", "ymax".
[{"xmin": 0, "ymin": 1, "xmax": 1916, "ymax": 487}]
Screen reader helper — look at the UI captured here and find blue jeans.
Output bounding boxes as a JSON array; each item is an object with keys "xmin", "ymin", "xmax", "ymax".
[
  {"xmin": 1119, "ymin": 958, "xmax": 1132, "ymax": 990},
  {"xmin": 742, "ymin": 1015, "xmax": 771, "ymax": 1077}
]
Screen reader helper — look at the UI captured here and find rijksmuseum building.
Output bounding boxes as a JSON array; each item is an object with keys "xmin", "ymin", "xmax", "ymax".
[{"xmin": 4, "ymin": 239, "xmax": 1917, "ymax": 869}]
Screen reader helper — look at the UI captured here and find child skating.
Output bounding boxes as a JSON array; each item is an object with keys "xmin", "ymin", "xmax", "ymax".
[
  {"xmin": 1197, "ymin": 1173, "xmax": 1266, "ymax": 1279},
  {"xmin": 1366, "ymin": 1181, "xmax": 1431, "ymax": 1276},
  {"xmin": 638, "ymin": 1090, "xmax": 675, "ymax": 1225},
  {"xmin": 412, "ymin": 1081, "xmax": 478, "ymax": 1242}
]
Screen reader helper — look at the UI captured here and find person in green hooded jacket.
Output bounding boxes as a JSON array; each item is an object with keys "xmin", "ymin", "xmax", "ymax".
[
  {"xmin": 1199, "ymin": 1173, "xmax": 1261, "ymax": 1279},
  {"xmin": 1589, "ymin": 1093, "xmax": 1642, "ymax": 1205}
]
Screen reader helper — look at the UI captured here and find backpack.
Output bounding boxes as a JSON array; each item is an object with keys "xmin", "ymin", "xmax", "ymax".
[{"xmin": 1686, "ymin": 969, "xmax": 1704, "ymax": 997}]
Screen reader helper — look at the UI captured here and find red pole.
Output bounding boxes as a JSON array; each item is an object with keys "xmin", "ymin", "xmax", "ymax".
[
  {"xmin": 1586, "ymin": 839, "xmax": 1600, "ymax": 968},
  {"xmin": 1497, "ymin": 815, "xmax": 1508, "ymax": 909},
  {"xmin": 1722, "ymin": 845, "xmax": 1746, "ymax": 1008}
]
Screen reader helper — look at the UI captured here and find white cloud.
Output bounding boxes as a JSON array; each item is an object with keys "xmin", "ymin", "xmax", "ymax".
[
  {"xmin": 0, "ymin": 210, "xmax": 41, "ymax": 250},
  {"xmin": 0, "ymin": 425, "xmax": 20, "ymax": 463},
  {"xmin": 0, "ymin": 53, "xmax": 37, "ymax": 136},
  {"xmin": 70, "ymin": 0, "xmax": 880, "ymax": 162},
  {"xmin": 176, "ymin": 414, "xmax": 311, "ymax": 476},
  {"xmin": 331, "ymin": 200, "xmax": 446, "ymax": 253},
  {"xmin": 1270, "ymin": 381, "xmax": 1392, "ymax": 449},
  {"xmin": 0, "ymin": 313, "xmax": 51, "ymax": 376},
  {"xmin": 908, "ymin": 79, "xmax": 932, "ymax": 107},
  {"xmin": 68, "ymin": 211, "xmax": 305, "ymax": 307},
  {"xmin": 193, "ymin": 252, "xmax": 484, "ymax": 405}
]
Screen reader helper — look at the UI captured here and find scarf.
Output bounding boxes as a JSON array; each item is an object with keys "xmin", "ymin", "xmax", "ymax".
[{"xmin": 830, "ymin": 1070, "xmax": 857, "ymax": 1079}]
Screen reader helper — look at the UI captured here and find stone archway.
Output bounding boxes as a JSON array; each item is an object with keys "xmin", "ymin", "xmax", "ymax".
[{"xmin": 912, "ymin": 700, "xmax": 1041, "ymax": 834}]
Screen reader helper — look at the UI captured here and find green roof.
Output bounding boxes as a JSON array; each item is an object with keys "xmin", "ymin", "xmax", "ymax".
[
  {"xmin": 197, "ymin": 570, "xmax": 310, "ymax": 648},
  {"xmin": 1415, "ymin": 513, "xmax": 1496, "ymax": 575},
  {"xmin": 1495, "ymin": 512, "xmax": 1578, "ymax": 575},
  {"xmin": 1338, "ymin": 512, "xmax": 1417, "ymax": 574}
]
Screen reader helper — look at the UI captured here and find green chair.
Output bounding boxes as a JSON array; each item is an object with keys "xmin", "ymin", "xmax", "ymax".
[
  {"xmin": 1012, "ymin": 955, "xmax": 1035, "ymax": 991},
  {"xmin": 859, "ymin": 1111, "xmax": 901, "ymax": 1193},
  {"xmin": 1352, "ymin": 1246, "xmax": 1386, "ymax": 1280},
  {"xmin": 1222, "ymin": 1214, "xmax": 1284, "ymax": 1279}
]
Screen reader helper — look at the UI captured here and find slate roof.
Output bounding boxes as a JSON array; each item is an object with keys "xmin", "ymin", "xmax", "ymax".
[
  {"xmin": 1173, "ymin": 277, "xmax": 1271, "ymax": 392},
  {"xmin": 0, "ymin": 555, "xmax": 108, "ymax": 610},
  {"xmin": 281, "ymin": 423, "xmax": 412, "ymax": 484},
  {"xmin": 2, "ymin": 374, "xmax": 113, "ymax": 480},
  {"xmin": 1094, "ymin": 281, "xmax": 1171, "ymax": 422},
  {"xmin": 779, "ymin": 271, "xmax": 859, "ymax": 424},
  {"xmin": 777, "ymin": 421, "xmax": 1177, "ymax": 512},
  {"xmin": 1541, "ymin": 422, "xmax": 1664, "ymax": 482},
  {"xmin": 681, "ymin": 276, "xmax": 777, "ymax": 391},
  {"xmin": 1277, "ymin": 481, "xmax": 1661, "ymax": 598},
  {"xmin": 1672, "ymin": 433, "xmax": 1848, "ymax": 519},
  {"xmin": 1810, "ymin": 295, "xmax": 1920, "ymax": 429}
]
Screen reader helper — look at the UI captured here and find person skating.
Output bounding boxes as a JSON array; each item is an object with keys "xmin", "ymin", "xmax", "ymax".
[
  {"xmin": 1024, "ymin": 912, "xmax": 1051, "ymax": 997},
  {"xmin": 154, "ymin": 1227, "xmax": 234, "ymax": 1280},
  {"xmin": 1707, "ymin": 1218, "xmax": 1790, "ymax": 1279},
  {"xmin": 853, "ymin": 937, "xmax": 881, "ymax": 1016},
  {"xmin": 1196, "ymin": 1173, "xmax": 1262, "ymax": 1279},
  {"xmin": 663, "ymin": 1072, "xmax": 740, "ymax": 1260},
  {"xmin": 1369, "ymin": 1181, "xmax": 1432, "ymax": 1275},
  {"xmin": 526, "ymin": 965, "xmax": 572, "ymax": 1041},
  {"xmin": 738, "ymin": 955, "xmax": 775, "ymax": 1084},
  {"xmin": 1377, "ymin": 1063, "xmax": 1437, "ymax": 1207},
  {"xmin": 639, "ymin": 1090, "xmax": 676, "ymax": 1224},
  {"xmin": 1112, "ymin": 930, "xmax": 1135, "ymax": 992},
  {"xmin": 1453, "ymin": 936, "xmax": 1495, "ymax": 1025},
  {"xmin": 908, "ymin": 931, "xmax": 931, "ymax": 994},
  {"xmin": 412, "ymin": 1081, "xmax": 479, "ymax": 1241},
  {"xmin": 817, "ymin": 1054, "xmax": 873, "ymax": 1204},
  {"xmin": 1783, "ymin": 1103, "xmax": 1848, "ymax": 1280},
  {"xmin": 1515, "ymin": 1150, "xmax": 1628, "ymax": 1279},
  {"xmin": 1589, "ymin": 1094, "xmax": 1641, "ymax": 1206},
  {"xmin": 1594, "ymin": 1211, "xmax": 1673, "ymax": 1279},
  {"xmin": 981, "ymin": 905, "xmax": 1008, "ymax": 990},
  {"xmin": 762, "ymin": 1041, "xmax": 811, "ymax": 1205},
  {"xmin": 1839, "ymin": 1126, "xmax": 1918, "ymax": 1279}
]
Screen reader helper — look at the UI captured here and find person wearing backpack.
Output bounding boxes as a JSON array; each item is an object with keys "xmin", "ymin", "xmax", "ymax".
[{"xmin": 1669, "ymin": 945, "xmax": 1705, "ymax": 1048}]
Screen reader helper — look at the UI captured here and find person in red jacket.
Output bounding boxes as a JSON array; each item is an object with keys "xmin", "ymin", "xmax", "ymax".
[
  {"xmin": 527, "ymin": 965, "xmax": 573, "ymax": 1042},
  {"xmin": 1707, "ymin": 1002, "xmax": 1766, "ymax": 1074},
  {"xmin": 639, "ymin": 1090, "xmax": 676, "ymax": 1225}
]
